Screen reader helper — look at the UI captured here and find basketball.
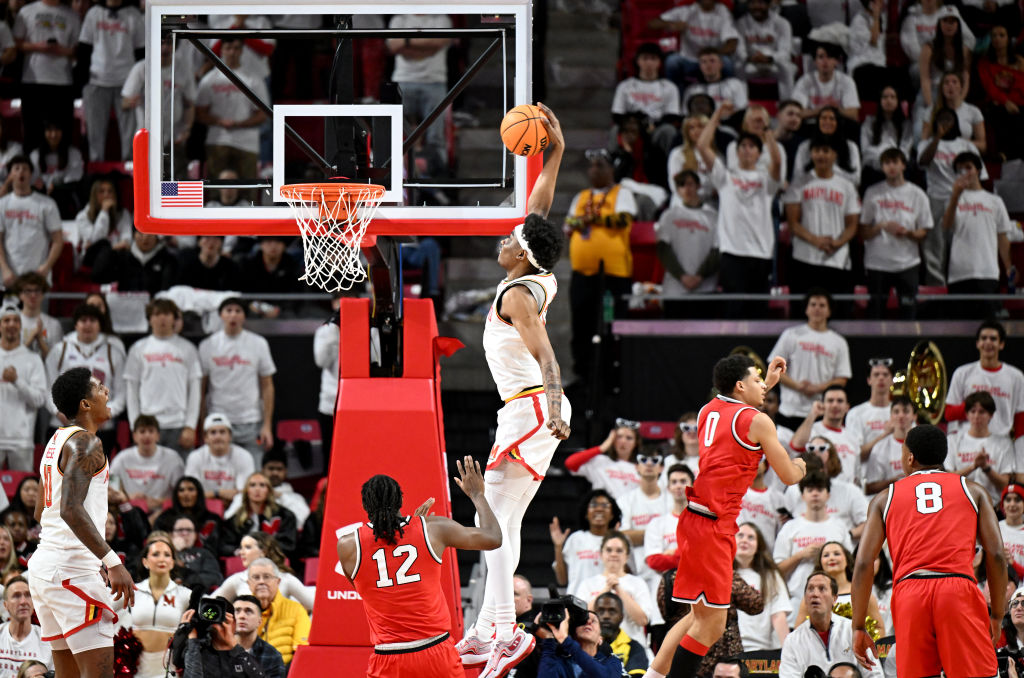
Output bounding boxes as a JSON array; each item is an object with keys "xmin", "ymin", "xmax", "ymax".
[{"xmin": 500, "ymin": 104, "xmax": 549, "ymax": 157}]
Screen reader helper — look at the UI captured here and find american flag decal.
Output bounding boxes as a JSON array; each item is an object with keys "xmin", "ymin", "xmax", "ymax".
[{"xmin": 160, "ymin": 181, "xmax": 204, "ymax": 207}]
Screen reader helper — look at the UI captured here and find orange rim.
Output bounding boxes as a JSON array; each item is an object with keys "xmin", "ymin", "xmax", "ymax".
[{"xmin": 280, "ymin": 182, "xmax": 387, "ymax": 218}]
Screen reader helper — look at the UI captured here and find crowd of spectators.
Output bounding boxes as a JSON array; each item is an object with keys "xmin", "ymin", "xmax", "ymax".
[
  {"xmin": 0, "ymin": 286, "xmax": 334, "ymax": 675},
  {"xmin": 527, "ymin": 307, "xmax": 1024, "ymax": 677}
]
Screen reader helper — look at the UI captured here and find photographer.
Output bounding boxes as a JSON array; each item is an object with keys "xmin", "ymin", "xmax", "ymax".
[
  {"xmin": 177, "ymin": 605, "xmax": 266, "ymax": 677},
  {"xmin": 536, "ymin": 607, "xmax": 625, "ymax": 678}
]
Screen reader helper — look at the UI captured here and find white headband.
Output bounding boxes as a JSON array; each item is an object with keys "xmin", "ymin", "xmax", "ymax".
[{"xmin": 513, "ymin": 223, "xmax": 541, "ymax": 270}]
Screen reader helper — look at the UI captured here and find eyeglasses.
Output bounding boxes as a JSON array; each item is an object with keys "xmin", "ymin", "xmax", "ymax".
[
  {"xmin": 172, "ymin": 528, "xmax": 195, "ymax": 534},
  {"xmin": 806, "ymin": 444, "xmax": 831, "ymax": 453},
  {"xmin": 868, "ymin": 357, "xmax": 893, "ymax": 368},
  {"xmin": 1011, "ymin": 600, "xmax": 1024, "ymax": 610},
  {"xmin": 19, "ymin": 288, "xmax": 43, "ymax": 296},
  {"xmin": 637, "ymin": 454, "xmax": 664, "ymax": 465},
  {"xmin": 588, "ymin": 500, "xmax": 613, "ymax": 510},
  {"xmin": 615, "ymin": 418, "xmax": 641, "ymax": 430},
  {"xmin": 248, "ymin": 573, "xmax": 279, "ymax": 582},
  {"xmin": 679, "ymin": 423, "xmax": 698, "ymax": 434}
]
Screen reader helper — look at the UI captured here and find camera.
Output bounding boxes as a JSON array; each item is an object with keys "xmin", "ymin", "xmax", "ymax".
[
  {"xmin": 170, "ymin": 594, "xmax": 232, "ymax": 671},
  {"xmin": 538, "ymin": 595, "xmax": 590, "ymax": 630},
  {"xmin": 194, "ymin": 596, "xmax": 229, "ymax": 631}
]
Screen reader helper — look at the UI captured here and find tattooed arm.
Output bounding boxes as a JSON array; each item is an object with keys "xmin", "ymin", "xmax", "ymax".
[
  {"xmin": 500, "ymin": 286, "xmax": 570, "ymax": 439},
  {"xmin": 61, "ymin": 433, "xmax": 136, "ymax": 606}
]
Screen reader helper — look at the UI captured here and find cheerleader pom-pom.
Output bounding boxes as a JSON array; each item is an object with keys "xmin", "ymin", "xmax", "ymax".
[{"xmin": 113, "ymin": 627, "xmax": 143, "ymax": 676}]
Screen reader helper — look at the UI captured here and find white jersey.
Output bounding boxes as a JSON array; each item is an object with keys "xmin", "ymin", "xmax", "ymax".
[
  {"xmin": 1001, "ymin": 521, "xmax": 1024, "ymax": 576},
  {"xmin": 29, "ymin": 426, "xmax": 108, "ymax": 578},
  {"xmin": 482, "ymin": 272, "xmax": 558, "ymax": 401}
]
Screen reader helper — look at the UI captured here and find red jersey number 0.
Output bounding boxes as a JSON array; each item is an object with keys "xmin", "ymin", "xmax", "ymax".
[{"xmin": 704, "ymin": 412, "xmax": 720, "ymax": 446}]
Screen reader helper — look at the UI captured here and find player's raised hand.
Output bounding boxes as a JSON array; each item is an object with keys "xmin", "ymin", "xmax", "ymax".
[
  {"xmin": 536, "ymin": 102, "xmax": 564, "ymax": 152},
  {"xmin": 107, "ymin": 563, "xmax": 136, "ymax": 608},
  {"xmin": 454, "ymin": 456, "xmax": 485, "ymax": 499},
  {"xmin": 852, "ymin": 628, "xmax": 877, "ymax": 671},
  {"xmin": 414, "ymin": 497, "xmax": 436, "ymax": 517},
  {"xmin": 765, "ymin": 356, "xmax": 786, "ymax": 389}
]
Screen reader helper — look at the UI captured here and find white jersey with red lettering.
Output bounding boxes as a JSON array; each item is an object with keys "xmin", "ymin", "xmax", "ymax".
[
  {"xmin": 739, "ymin": 486, "xmax": 785, "ymax": 550},
  {"xmin": 845, "ymin": 401, "xmax": 891, "ymax": 449},
  {"xmin": 947, "ymin": 361, "xmax": 1024, "ymax": 439},
  {"xmin": 482, "ymin": 272, "xmax": 558, "ymax": 401},
  {"xmin": 1001, "ymin": 520, "xmax": 1024, "ymax": 577},
  {"xmin": 29, "ymin": 426, "xmax": 108, "ymax": 578}
]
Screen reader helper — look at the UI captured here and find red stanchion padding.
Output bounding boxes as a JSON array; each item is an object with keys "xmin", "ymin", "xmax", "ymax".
[{"xmin": 290, "ymin": 299, "xmax": 464, "ymax": 675}]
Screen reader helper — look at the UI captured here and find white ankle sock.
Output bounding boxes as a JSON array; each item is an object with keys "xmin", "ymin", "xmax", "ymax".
[{"xmin": 643, "ymin": 669, "xmax": 666, "ymax": 678}]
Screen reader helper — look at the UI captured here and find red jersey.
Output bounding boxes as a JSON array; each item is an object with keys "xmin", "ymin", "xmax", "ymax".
[
  {"xmin": 351, "ymin": 515, "xmax": 451, "ymax": 645},
  {"xmin": 884, "ymin": 470, "xmax": 979, "ymax": 582},
  {"xmin": 689, "ymin": 395, "xmax": 764, "ymax": 527}
]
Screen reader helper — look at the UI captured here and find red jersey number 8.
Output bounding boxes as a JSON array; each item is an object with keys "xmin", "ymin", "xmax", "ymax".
[
  {"xmin": 915, "ymin": 482, "xmax": 943, "ymax": 514},
  {"xmin": 704, "ymin": 412, "xmax": 720, "ymax": 447}
]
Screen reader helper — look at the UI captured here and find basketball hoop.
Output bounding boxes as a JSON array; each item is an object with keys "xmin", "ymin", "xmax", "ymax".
[{"xmin": 280, "ymin": 182, "xmax": 387, "ymax": 292}]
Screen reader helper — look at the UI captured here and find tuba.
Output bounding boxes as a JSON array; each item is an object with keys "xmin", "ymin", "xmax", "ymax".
[
  {"xmin": 730, "ymin": 346, "xmax": 767, "ymax": 379},
  {"xmin": 891, "ymin": 340, "xmax": 948, "ymax": 424}
]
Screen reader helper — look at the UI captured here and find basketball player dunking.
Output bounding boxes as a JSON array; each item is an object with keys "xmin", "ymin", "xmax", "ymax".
[
  {"xmin": 337, "ymin": 456, "xmax": 502, "ymax": 677},
  {"xmin": 645, "ymin": 354, "xmax": 807, "ymax": 678},
  {"xmin": 456, "ymin": 102, "xmax": 571, "ymax": 678},
  {"xmin": 27, "ymin": 366, "xmax": 135, "ymax": 678},
  {"xmin": 852, "ymin": 425, "xmax": 1006, "ymax": 678}
]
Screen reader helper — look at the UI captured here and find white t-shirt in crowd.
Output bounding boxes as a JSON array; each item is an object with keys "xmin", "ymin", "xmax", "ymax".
[
  {"xmin": 683, "ymin": 77, "xmax": 749, "ymax": 111},
  {"xmin": 195, "ymin": 68, "xmax": 269, "ymax": 153},
  {"xmin": 199, "ymin": 329, "xmax": 277, "ymax": 426},
  {"xmin": 124, "ymin": 334, "xmax": 202, "ymax": 430},
  {"xmin": 725, "ymin": 139, "xmax": 788, "ymax": 184},
  {"xmin": 1001, "ymin": 520, "xmax": 1024, "ymax": 576},
  {"xmin": 618, "ymin": 486, "xmax": 671, "ymax": 591},
  {"xmin": 642, "ymin": 512, "xmax": 681, "ymax": 571},
  {"xmin": 736, "ymin": 12, "xmax": 792, "ymax": 68},
  {"xmin": 862, "ymin": 435, "xmax": 906, "ymax": 495},
  {"xmin": 783, "ymin": 477, "xmax": 867, "ymax": 531},
  {"xmin": 79, "ymin": 4, "xmax": 144, "ymax": 87},
  {"xmin": 560, "ymin": 530, "xmax": 605, "ymax": 598},
  {"xmin": 207, "ymin": 15, "xmax": 274, "ymax": 80},
  {"xmin": 313, "ymin": 320, "xmax": 339, "ymax": 416},
  {"xmin": 573, "ymin": 571, "xmax": 661, "ymax": 643},
  {"xmin": 845, "ymin": 401, "xmax": 891, "ymax": 450},
  {"xmin": 918, "ymin": 138, "xmax": 987, "ymax": 199},
  {"xmin": 773, "ymin": 516, "xmax": 853, "ymax": 622},
  {"xmin": 14, "ymin": 1, "xmax": 80, "ymax": 85},
  {"xmin": 769, "ymin": 325, "xmax": 852, "ymax": 419},
  {"xmin": 859, "ymin": 117, "xmax": 914, "ymax": 171},
  {"xmin": 710, "ymin": 156, "xmax": 778, "ymax": 260},
  {"xmin": 19, "ymin": 312, "xmax": 62, "ymax": 357},
  {"xmin": 791, "ymin": 138, "xmax": 861, "ymax": 189},
  {"xmin": 946, "ymin": 189, "xmax": 1012, "ymax": 284},
  {"xmin": 611, "ymin": 77, "xmax": 681, "ymax": 122},
  {"xmin": 739, "ymin": 486, "xmax": 785, "ymax": 550},
  {"xmin": 861, "ymin": 180, "xmax": 933, "ymax": 272},
  {"xmin": 847, "ymin": 9, "xmax": 887, "ymax": 72},
  {"xmin": 0, "ymin": 192, "xmax": 62, "ymax": 277},
  {"xmin": 659, "ymin": 4, "xmax": 740, "ymax": 61},
  {"xmin": 570, "ymin": 456, "xmax": 640, "ymax": 500},
  {"xmin": 947, "ymin": 361, "xmax": 1024, "ymax": 440},
  {"xmin": 655, "ymin": 200, "xmax": 718, "ymax": 297},
  {"xmin": 122, "ymin": 60, "xmax": 197, "ymax": 146},
  {"xmin": 389, "ymin": 14, "xmax": 451, "ymax": 83},
  {"xmin": 784, "ymin": 170, "xmax": 861, "ymax": 270},
  {"xmin": 792, "ymin": 71, "xmax": 860, "ymax": 112},
  {"xmin": 0, "ymin": 345, "xmax": 47, "ymax": 450},
  {"xmin": 110, "ymin": 445, "xmax": 185, "ymax": 501},
  {"xmin": 183, "ymin": 444, "xmax": 255, "ymax": 495},
  {"xmin": 802, "ymin": 421, "xmax": 864, "ymax": 486},
  {"xmin": 737, "ymin": 567, "xmax": 791, "ymax": 651},
  {"xmin": 0, "ymin": 622, "xmax": 52, "ymax": 674},
  {"xmin": 945, "ymin": 430, "xmax": 1014, "ymax": 505},
  {"xmin": 900, "ymin": 5, "xmax": 975, "ymax": 61},
  {"xmin": 950, "ymin": 101, "xmax": 985, "ymax": 142}
]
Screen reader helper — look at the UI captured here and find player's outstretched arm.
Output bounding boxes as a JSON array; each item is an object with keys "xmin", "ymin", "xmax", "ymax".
[
  {"xmin": 503, "ymin": 287, "xmax": 570, "ymax": 440},
  {"xmin": 851, "ymin": 490, "xmax": 887, "ymax": 671},
  {"xmin": 426, "ymin": 456, "xmax": 503, "ymax": 552},
  {"xmin": 526, "ymin": 102, "xmax": 564, "ymax": 219},
  {"xmin": 750, "ymin": 413, "xmax": 805, "ymax": 485},
  {"xmin": 61, "ymin": 433, "xmax": 135, "ymax": 607},
  {"xmin": 972, "ymin": 479, "xmax": 1008, "ymax": 643}
]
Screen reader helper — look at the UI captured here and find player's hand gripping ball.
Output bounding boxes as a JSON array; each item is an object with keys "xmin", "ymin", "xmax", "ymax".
[{"xmin": 500, "ymin": 104, "xmax": 549, "ymax": 157}]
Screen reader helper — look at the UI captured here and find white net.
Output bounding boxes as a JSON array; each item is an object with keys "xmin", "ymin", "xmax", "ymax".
[{"xmin": 281, "ymin": 183, "xmax": 386, "ymax": 292}]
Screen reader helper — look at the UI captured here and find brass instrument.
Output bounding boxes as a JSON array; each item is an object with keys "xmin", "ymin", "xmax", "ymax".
[
  {"xmin": 891, "ymin": 340, "xmax": 948, "ymax": 425},
  {"xmin": 730, "ymin": 346, "xmax": 767, "ymax": 378}
]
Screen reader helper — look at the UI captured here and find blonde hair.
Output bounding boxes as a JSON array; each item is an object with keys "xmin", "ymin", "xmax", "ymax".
[
  {"xmin": 680, "ymin": 115, "xmax": 710, "ymax": 171},
  {"xmin": 234, "ymin": 473, "xmax": 280, "ymax": 530},
  {"xmin": 143, "ymin": 530, "xmax": 178, "ymax": 564}
]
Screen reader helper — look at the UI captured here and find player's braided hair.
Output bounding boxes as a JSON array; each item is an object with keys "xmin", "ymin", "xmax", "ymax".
[{"xmin": 361, "ymin": 475, "xmax": 405, "ymax": 545}]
